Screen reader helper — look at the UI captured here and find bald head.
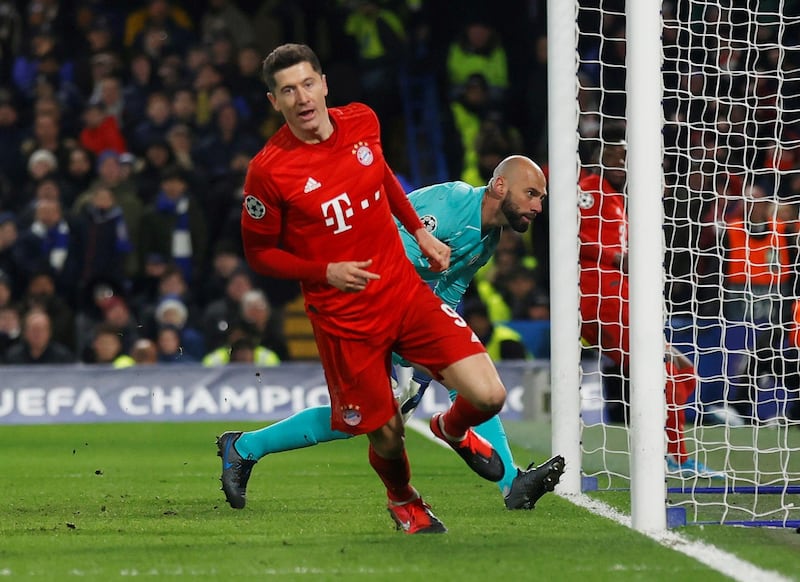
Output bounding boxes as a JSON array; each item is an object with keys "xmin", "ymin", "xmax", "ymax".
[
  {"xmin": 485, "ymin": 155, "xmax": 548, "ymax": 232},
  {"xmin": 493, "ymin": 155, "xmax": 545, "ymax": 186}
]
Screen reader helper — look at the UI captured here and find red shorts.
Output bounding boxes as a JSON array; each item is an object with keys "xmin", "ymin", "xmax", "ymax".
[
  {"xmin": 312, "ymin": 283, "xmax": 485, "ymax": 434},
  {"xmin": 580, "ymin": 274, "xmax": 630, "ymax": 370}
]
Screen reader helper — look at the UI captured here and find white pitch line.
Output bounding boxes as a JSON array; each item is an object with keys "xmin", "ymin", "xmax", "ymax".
[
  {"xmin": 407, "ymin": 417, "xmax": 448, "ymax": 447},
  {"xmin": 406, "ymin": 418, "xmax": 793, "ymax": 582},
  {"xmin": 565, "ymin": 492, "xmax": 793, "ymax": 582}
]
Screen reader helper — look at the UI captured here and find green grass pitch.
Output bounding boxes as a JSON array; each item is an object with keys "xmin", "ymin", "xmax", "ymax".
[{"xmin": 1, "ymin": 421, "xmax": 799, "ymax": 580}]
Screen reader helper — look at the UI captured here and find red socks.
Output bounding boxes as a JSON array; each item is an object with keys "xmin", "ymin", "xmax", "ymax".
[
  {"xmin": 439, "ymin": 395, "xmax": 497, "ymax": 440},
  {"xmin": 666, "ymin": 361, "xmax": 697, "ymax": 463},
  {"xmin": 369, "ymin": 445, "xmax": 414, "ymax": 503}
]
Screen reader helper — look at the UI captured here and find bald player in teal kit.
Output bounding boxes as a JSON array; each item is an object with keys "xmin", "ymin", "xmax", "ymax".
[{"xmin": 217, "ymin": 155, "xmax": 565, "ymax": 511}]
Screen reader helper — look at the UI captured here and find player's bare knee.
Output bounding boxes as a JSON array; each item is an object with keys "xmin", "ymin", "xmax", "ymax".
[
  {"xmin": 472, "ymin": 383, "xmax": 506, "ymax": 412},
  {"xmin": 485, "ymin": 385, "xmax": 507, "ymax": 411}
]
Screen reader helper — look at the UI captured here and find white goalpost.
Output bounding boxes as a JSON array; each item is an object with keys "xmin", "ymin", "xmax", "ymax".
[
  {"xmin": 547, "ymin": 0, "xmax": 583, "ymax": 500},
  {"xmin": 625, "ymin": 0, "xmax": 668, "ymax": 533},
  {"xmin": 549, "ymin": 0, "xmax": 800, "ymax": 531}
]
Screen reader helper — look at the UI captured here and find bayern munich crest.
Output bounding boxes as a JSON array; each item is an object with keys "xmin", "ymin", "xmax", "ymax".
[
  {"xmin": 352, "ymin": 142, "xmax": 374, "ymax": 166},
  {"xmin": 244, "ymin": 195, "xmax": 266, "ymax": 219},
  {"xmin": 342, "ymin": 404, "xmax": 362, "ymax": 427},
  {"xmin": 421, "ymin": 214, "xmax": 437, "ymax": 233}
]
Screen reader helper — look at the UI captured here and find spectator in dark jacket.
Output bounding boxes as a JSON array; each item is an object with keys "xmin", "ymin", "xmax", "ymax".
[
  {"xmin": 70, "ymin": 186, "xmax": 133, "ymax": 310},
  {"xmin": 0, "ymin": 303, "xmax": 22, "ymax": 361},
  {"xmin": 0, "ymin": 212, "xmax": 20, "ymax": 299},
  {"xmin": 13, "ymin": 198, "xmax": 77, "ymax": 300},
  {"xmin": 5, "ymin": 308, "xmax": 75, "ymax": 364},
  {"xmin": 138, "ymin": 165, "xmax": 207, "ymax": 287},
  {"xmin": 202, "ymin": 265, "xmax": 252, "ymax": 351},
  {"xmin": 18, "ymin": 268, "xmax": 76, "ymax": 351},
  {"xmin": 130, "ymin": 91, "xmax": 174, "ymax": 155}
]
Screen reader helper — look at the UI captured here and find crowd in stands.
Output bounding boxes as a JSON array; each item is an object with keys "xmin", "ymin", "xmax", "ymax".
[
  {"xmin": 0, "ymin": 0, "xmax": 551, "ymax": 366},
  {"xmin": 576, "ymin": 1, "xmax": 800, "ymax": 421},
  {"xmin": 574, "ymin": 1, "xmax": 800, "ymax": 315},
  {"xmin": 2, "ymin": 0, "xmax": 799, "ymax": 426}
]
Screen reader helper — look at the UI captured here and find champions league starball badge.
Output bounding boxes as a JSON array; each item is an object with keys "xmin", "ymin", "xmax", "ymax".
[
  {"xmin": 578, "ymin": 191, "xmax": 595, "ymax": 209},
  {"xmin": 244, "ymin": 195, "xmax": 266, "ymax": 219},
  {"xmin": 421, "ymin": 215, "xmax": 437, "ymax": 233},
  {"xmin": 342, "ymin": 404, "xmax": 362, "ymax": 427}
]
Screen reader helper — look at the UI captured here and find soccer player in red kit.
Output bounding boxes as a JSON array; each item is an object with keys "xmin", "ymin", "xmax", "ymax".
[
  {"xmin": 232, "ymin": 43, "xmax": 509, "ymax": 533},
  {"xmin": 578, "ymin": 126, "xmax": 722, "ymax": 479}
]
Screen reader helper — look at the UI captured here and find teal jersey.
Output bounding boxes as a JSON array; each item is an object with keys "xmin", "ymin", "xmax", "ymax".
[{"xmin": 395, "ymin": 181, "xmax": 500, "ymax": 309}]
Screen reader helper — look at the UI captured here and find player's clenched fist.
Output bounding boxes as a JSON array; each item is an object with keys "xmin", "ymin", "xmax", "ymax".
[{"xmin": 415, "ymin": 228, "xmax": 451, "ymax": 272}]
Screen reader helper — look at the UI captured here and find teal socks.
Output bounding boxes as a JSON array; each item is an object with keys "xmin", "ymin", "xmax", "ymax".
[
  {"xmin": 234, "ymin": 392, "xmax": 520, "ymax": 496},
  {"xmin": 235, "ymin": 405, "xmax": 351, "ymax": 461},
  {"xmin": 447, "ymin": 389, "xmax": 518, "ymax": 494}
]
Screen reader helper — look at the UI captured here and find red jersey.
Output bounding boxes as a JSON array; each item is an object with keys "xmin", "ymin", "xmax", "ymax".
[
  {"xmin": 241, "ymin": 103, "xmax": 424, "ymax": 339},
  {"xmin": 578, "ymin": 173, "xmax": 627, "ymax": 287},
  {"xmin": 79, "ymin": 116, "xmax": 128, "ymax": 155}
]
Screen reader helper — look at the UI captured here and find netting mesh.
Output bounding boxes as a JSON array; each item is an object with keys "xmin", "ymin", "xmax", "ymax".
[{"xmin": 575, "ymin": 0, "xmax": 800, "ymax": 526}]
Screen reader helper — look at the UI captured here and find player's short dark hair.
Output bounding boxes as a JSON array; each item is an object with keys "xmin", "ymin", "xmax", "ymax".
[
  {"xmin": 589, "ymin": 120, "xmax": 627, "ymax": 165},
  {"xmin": 261, "ymin": 43, "xmax": 322, "ymax": 92}
]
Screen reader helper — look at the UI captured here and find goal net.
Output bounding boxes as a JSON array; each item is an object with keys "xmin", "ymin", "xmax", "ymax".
[{"xmin": 572, "ymin": 0, "xmax": 800, "ymax": 527}]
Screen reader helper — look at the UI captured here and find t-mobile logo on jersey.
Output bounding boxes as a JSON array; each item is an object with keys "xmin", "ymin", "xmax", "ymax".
[
  {"xmin": 321, "ymin": 193, "xmax": 354, "ymax": 234},
  {"xmin": 321, "ymin": 190, "xmax": 381, "ymax": 234}
]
